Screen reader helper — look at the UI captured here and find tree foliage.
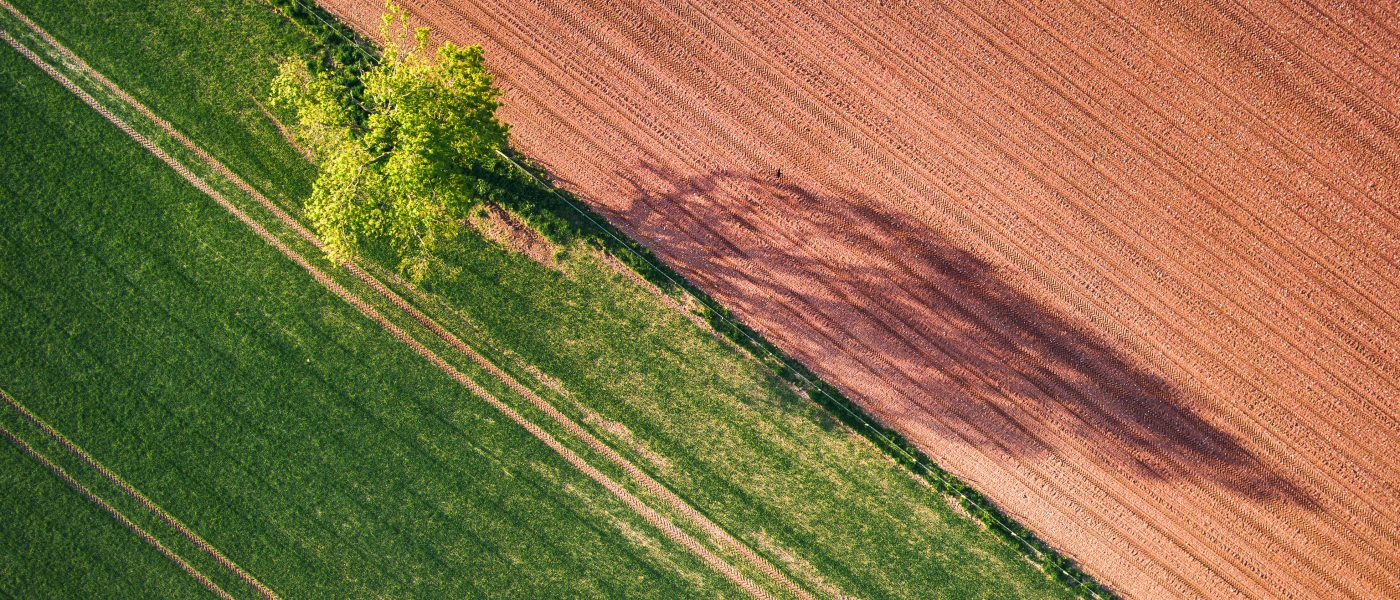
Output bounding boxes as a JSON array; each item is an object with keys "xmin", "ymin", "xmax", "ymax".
[{"xmin": 271, "ymin": 1, "xmax": 509, "ymax": 280}]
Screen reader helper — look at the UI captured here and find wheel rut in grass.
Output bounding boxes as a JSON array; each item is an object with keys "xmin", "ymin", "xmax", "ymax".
[{"xmin": 0, "ymin": 8, "xmax": 812, "ymax": 597}]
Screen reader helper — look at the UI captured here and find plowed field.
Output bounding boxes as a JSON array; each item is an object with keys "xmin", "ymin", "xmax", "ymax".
[{"xmin": 319, "ymin": 0, "xmax": 1400, "ymax": 597}]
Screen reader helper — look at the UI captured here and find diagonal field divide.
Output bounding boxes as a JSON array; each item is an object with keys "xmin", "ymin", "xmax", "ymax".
[
  {"xmin": 0, "ymin": 406, "xmax": 236, "ymax": 600},
  {"xmin": 0, "ymin": 5, "xmax": 815, "ymax": 599}
]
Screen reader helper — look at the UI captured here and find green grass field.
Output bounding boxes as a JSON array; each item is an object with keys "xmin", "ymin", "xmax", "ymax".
[
  {"xmin": 0, "ymin": 42, "xmax": 740, "ymax": 597},
  {"xmin": 0, "ymin": 439, "xmax": 214, "ymax": 599},
  {"xmin": 0, "ymin": 0, "xmax": 1082, "ymax": 597}
]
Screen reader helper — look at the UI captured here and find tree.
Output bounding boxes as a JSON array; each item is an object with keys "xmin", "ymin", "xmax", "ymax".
[{"xmin": 271, "ymin": 1, "xmax": 509, "ymax": 281}]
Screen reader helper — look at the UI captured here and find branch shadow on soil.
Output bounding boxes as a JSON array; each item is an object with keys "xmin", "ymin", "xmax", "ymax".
[{"xmin": 609, "ymin": 161, "xmax": 1316, "ymax": 509}]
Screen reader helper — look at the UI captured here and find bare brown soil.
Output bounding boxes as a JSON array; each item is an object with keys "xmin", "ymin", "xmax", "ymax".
[
  {"xmin": 318, "ymin": 0, "xmax": 1400, "ymax": 597},
  {"xmin": 470, "ymin": 203, "xmax": 559, "ymax": 267}
]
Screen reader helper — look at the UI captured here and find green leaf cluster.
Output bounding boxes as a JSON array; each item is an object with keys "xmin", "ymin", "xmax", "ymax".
[{"xmin": 271, "ymin": 1, "xmax": 509, "ymax": 280}]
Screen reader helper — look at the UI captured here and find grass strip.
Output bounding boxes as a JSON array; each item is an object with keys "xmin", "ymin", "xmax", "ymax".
[
  {"xmin": 2, "ymin": 0, "xmax": 1107, "ymax": 596},
  {"xmin": 0, "ymin": 34, "xmax": 738, "ymax": 597}
]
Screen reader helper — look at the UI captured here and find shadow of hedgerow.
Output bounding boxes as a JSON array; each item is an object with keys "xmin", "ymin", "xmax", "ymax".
[
  {"xmin": 263, "ymin": 1, "xmax": 1118, "ymax": 595},
  {"xmin": 614, "ymin": 162, "xmax": 1314, "ymax": 511}
]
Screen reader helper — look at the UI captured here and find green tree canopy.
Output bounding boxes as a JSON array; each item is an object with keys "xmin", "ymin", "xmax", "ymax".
[{"xmin": 272, "ymin": 1, "xmax": 509, "ymax": 280}]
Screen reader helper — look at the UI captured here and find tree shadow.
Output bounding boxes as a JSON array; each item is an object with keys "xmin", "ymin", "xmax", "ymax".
[{"xmin": 607, "ymin": 160, "xmax": 1315, "ymax": 508}]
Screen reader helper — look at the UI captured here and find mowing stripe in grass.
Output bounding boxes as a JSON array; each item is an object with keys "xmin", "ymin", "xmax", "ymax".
[
  {"xmin": 0, "ymin": 21, "xmax": 784, "ymax": 597},
  {"xmin": 0, "ymin": 31, "xmax": 292, "ymax": 600},
  {"xmin": 0, "ymin": 386, "xmax": 278, "ymax": 599},
  {"xmin": 0, "ymin": 8, "xmax": 822, "ymax": 596},
  {"xmin": 0, "ymin": 415, "xmax": 234, "ymax": 600},
  {"xmin": 0, "ymin": 68, "xmax": 727, "ymax": 594}
]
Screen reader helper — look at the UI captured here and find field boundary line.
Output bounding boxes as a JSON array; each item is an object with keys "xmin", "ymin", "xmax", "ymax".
[
  {"xmin": 0, "ymin": 415, "xmax": 234, "ymax": 600},
  {"xmin": 0, "ymin": 29, "xmax": 283, "ymax": 600},
  {"xmin": 0, "ymin": 16, "xmax": 789, "ymax": 597},
  {"xmin": 491, "ymin": 147, "xmax": 1118, "ymax": 594},
  {"xmin": 281, "ymin": 3, "xmax": 1109, "ymax": 595},
  {"xmin": 498, "ymin": 2, "xmax": 1338, "ymax": 593}
]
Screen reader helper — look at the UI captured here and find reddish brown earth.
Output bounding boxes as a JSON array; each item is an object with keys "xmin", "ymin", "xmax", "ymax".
[{"xmin": 317, "ymin": 0, "xmax": 1400, "ymax": 597}]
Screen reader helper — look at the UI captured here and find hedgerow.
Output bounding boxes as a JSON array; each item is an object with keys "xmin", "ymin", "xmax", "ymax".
[{"xmin": 262, "ymin": 4, "xmax": 1112, "ymax": 597}]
